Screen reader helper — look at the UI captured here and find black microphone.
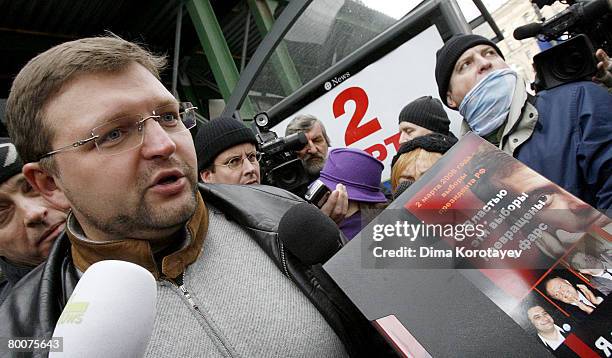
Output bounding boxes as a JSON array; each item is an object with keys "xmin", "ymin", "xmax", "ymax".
[
  {"xmin": 514, "ymin": 0, "xmax": 612, "ymax": 41},
  {"xmin": 393, "ymin": 180, "xmax": 414, "ymax": 201},
  {"xmin": 278, "ymin": 202, "xmax": 343, "ymax": 265},
  {"xmin": 513, "ymin": 22, "xmax": 543, "ymax": 40}
]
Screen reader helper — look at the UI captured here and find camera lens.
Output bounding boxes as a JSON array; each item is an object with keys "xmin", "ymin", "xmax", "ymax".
[
  {"xmin": 279, "ymin": 168, "xmax": 298, "ymax": 186},
  {"xmin": 552, "ymin": 47, "xmax": 586, "ymax": 80}
]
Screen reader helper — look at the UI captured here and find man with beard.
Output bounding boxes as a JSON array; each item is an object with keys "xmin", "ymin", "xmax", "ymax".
[
  {"xmin": 0, "ymin": 137, "xmax": 67, "ymax": 304},
  {"xmin": 286, "ymin": 114, "xmax": 349, "ymax": 224},
  {"xmin": 435, "ymin": 34, "xmax": 612, "ymax": 210},
  {"xmin": 1, "ymin": 36, "xmax": 388, "ymax": 357},
  {"xmin": 285, "ymin": 114, "xmax": 330, "ymax": 180}
]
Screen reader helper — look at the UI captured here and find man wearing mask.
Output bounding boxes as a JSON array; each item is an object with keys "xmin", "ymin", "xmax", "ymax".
[
  {"xmin": 435, "ymin": 34, "xmax": 612, "ymax": 210},
  {"xmin": 0, "ymin": 137, "xmax": 67, "ymax": 303}
]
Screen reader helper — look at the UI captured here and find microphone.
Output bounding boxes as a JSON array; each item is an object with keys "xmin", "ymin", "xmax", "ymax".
[
  {"xmin": 513, "ymin": 22, "xmax": 542, "ymax": 40},
  {"xmin": 50, "ymin": 260, "xmax": 157, "ymax": 358},
  {"xmin": 514, "ymin": 0, "xmax": 612, "ymax": 41},
  {"xmin": 393, "ymin": 180, "xmax": 414, "ymax": 201},
  {"xmin": 278, "ymin": 202, "xmax": 343, "ymax": 265}
]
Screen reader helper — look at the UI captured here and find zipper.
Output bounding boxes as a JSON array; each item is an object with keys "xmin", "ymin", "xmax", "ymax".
[
  {"xmin": 165, "ymin": 273, "xmax": 234, "ymax": 357},
  {"xmin": 278, "ymin": 241, "xmax": 291, "ymax": 278}
]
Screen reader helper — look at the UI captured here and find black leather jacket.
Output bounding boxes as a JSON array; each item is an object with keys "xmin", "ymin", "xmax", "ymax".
[
  {"xmin": 0, "ymin": 184, "xmax": 393, "ymax": 357},
  {"xmin": 0, "ymin": 257, "xmax": 35, "ymax": 304}
]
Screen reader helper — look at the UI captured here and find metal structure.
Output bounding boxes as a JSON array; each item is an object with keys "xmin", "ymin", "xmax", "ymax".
[
  {"xmin": 0, "ymin": 0, "xmax": 502, "ymax": 127},
  {"xmin": 221, "ymin": 0, "xmax": 473, "ymax": 126}
]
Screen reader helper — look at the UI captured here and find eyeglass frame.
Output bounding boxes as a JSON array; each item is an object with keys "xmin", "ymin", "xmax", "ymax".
[
  {"xmin": 38, "ymin": 102, "xmax": 198, "ymax": 160},
  {"xmin": 213, "ymin": 151, "xmax": 263, "ymax": 171}
]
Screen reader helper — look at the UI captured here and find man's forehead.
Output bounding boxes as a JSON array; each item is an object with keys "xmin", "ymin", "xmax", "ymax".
[
  {"xmin": 458, "ymin": 44, "xmax": 496, "ymax": 61},
  {"xmin": 528, "ymin": 306, "xmax": 544, "ymax": 316},
  {"xmin": 0, "ymin": 173, "xmax": 25, "ymax": 194},
  {"xmin": 308, "ymin": 122, "xmax": 324, "ymax": 136},
  {"xmin": 44, "ymin": 63, "xmax": 171, "ymax": 134},
  {"xmin": 499, "ymin": 167, "xmax": 550, "ymax": 190},
  {"xmin": 217, "ymin": 143, "xmax": 255, "ymax": 158},
  {"xmin": 400, "ymin": 122, "xmax": 424, "ymax": 131}
]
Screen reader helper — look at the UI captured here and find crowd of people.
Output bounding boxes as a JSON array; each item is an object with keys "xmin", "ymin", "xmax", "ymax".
[{"xmin": 0, "ymin": 31, "xmax": 610, "ymax": 357}]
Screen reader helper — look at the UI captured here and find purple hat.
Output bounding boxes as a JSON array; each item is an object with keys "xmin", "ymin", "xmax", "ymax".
[{"xmin": 318, "ymin": 148, "xmax": 387, "ymax": 203}]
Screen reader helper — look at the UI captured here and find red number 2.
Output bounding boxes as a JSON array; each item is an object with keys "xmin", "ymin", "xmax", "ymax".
[{"xmin": 332, "ymin": 87, "xmax": 382, "ymax": 146}]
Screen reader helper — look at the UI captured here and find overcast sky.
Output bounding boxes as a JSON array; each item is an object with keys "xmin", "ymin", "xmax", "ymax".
[{"xmin": 363, "ymin": 0, "xmax": 507, "ymax": 21}]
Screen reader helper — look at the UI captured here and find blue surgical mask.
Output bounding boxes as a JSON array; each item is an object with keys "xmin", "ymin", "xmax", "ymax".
[{"xmin": 458, "ymin": 68, "xmax": 517, "ymax": 136}]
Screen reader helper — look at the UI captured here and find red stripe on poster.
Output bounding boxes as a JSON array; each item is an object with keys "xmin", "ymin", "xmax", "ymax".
[{"xmin": 564, "ymin": 333, "xmax": 600, "ymax": 358}]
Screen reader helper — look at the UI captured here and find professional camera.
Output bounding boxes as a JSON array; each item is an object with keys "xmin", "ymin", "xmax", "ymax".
[
  {"xmin": 252, "ymin": 112, "xmax": 310, "ymax": 194},
  {"xmin": 513, "ymin": 0, "xmax": 612, "ymax": 91}
]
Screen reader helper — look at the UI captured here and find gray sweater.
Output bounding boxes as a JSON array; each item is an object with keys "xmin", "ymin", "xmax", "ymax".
[{"xmin": 144, "ymin": 207, "xmax": 348, "ymax": 357}]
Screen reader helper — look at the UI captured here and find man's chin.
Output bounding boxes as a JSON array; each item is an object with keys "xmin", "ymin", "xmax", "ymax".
[
  {"xmin": 304, "ymin": 161, "xmax": 324, "ymax": 177},
  {"xmin": 145, "ymin": 190, "xmax": 197, "ymax": 228}
]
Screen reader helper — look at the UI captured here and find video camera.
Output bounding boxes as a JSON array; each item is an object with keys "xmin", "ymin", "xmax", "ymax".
[
  {"xmin": 252, "ymin": 112, "xmax": 310, "ymax": 194},
  {"xmin": 513, "ymin": 0, "xmax": 612, "ymax": 91}
]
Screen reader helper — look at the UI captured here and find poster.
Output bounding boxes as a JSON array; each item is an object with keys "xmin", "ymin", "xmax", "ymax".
[
  {"xmin": 271, "ymin": 26, "xmax": 465, "ymax": 182},
  {"xmin": 357, "ymin": 133, "xmax": 612, "ymax": 357}
]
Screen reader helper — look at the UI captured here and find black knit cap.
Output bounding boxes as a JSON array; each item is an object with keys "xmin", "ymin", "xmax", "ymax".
[
  {"xmin": 398, "ymin": 96, "xmax": 451, "ymax": 135},
  {"xmin": 195, "ymin": 117, "xmax": 257, "ymax": 171},
  {"xmin": 435, "ymin": 34, "xmax": 504, "ymax": 108},
  {"xmin": 0, "ymin": 137, "xmax": 24, "ymax": 186},
  {"xmin": 390, "ymin": 133, "xmax": 457, "ymax": 169}
]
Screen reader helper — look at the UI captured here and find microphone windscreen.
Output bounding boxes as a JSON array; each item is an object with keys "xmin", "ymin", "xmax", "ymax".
[
  {"xmin": 513, "ymin": 22, "xmax": 542, "ymax": 40},
  {"xmin": 50, "ymin": 260, "xmax": 157, "ymax": 358},
  {"xmin": 278, "ymin": 202, "xmax": 342, "ymax": 265},
  {"xmin": 393, "ymin": 180, "xmax": 414, "ymax": 201}
]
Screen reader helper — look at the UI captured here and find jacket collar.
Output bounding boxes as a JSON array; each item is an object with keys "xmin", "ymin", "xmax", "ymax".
[
  {"xmin": 66, "ymin": 192, "xmax": 208, "ymax": 280},
  {"xmin": 0, "ymin": 256, "xmax": 34, "ymax": 285}
]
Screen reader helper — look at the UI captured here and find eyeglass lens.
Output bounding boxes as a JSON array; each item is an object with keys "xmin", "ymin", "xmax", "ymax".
[
  {"xmin": 225, "ymin": 152, "xmax": 261, "ymax": 170},
  {"xmin": 91, "ymin": 102, "xmax": 196, "ymax": 155}
]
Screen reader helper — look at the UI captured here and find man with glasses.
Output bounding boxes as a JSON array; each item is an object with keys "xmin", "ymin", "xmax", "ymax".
[
  {"xmin": 195, "ymin": 117, "xmax": 261, "ymax": 185},
  {"xmin": 1, "ymin": 36, "xmax": 387, "ymax": 357}
]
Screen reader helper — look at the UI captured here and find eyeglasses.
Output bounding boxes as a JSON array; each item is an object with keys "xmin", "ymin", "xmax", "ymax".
[
  {"xmin": 214, "ymin": 152, "xmax": 262, "ymax": 170},
  {"xmin": 39, "ymin": 102, "xmax": 197, "ymax": 160}
]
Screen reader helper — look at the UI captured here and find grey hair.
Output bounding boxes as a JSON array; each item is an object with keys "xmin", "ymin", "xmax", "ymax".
[{"xmin": 284, "ymin": 114, "xmax": 331, "ymax": 146}]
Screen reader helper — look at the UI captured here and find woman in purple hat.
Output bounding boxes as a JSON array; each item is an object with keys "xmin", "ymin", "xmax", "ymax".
[{"xmin": 317, "ymin": 148, "xmax": 388, "ymax": 240}]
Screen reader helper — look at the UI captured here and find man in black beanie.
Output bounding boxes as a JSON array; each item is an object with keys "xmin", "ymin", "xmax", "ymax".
[
  {"xmin": 0, "ymin": 137, "xmax": 67, "ymax": 304},
  {"xmin": 398, "ymin": 95, "xmax": 454, "ymax": 144},
  {"xmin": 195, "ymin": 117, "xmax": 261, "ymax": 185},
  {"xmin": 435, "ymin": 33, "xmax": 612, "ymax": 210}
]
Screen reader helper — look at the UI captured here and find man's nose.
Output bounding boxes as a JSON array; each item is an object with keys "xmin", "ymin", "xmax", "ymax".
[
  {"xmin": 306, "ymin": 140, "xmax": 317, "ymax": 153},
  {"xmin": 141, "ymin": 120, "xmax": 177, "ymax": 159},
  {"xmin": 22, "ymin": 199, "xmax": 48, "ymax": 227},
  {"xmin": 566, "ymin": 195, "xmax": 589, "ymax": 212},
  {"xmin": 243, "ymin": 157, "xmax": 257, "ymax": 173},
  {"xmin": 476, "ymin": 55, "xmax": 493, "ymax": 74}
]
